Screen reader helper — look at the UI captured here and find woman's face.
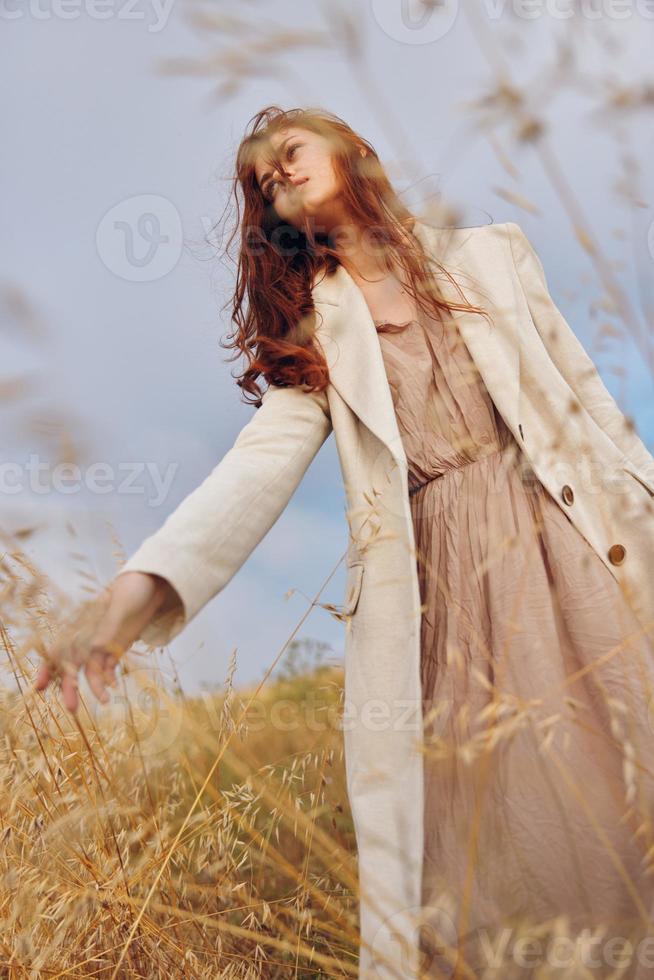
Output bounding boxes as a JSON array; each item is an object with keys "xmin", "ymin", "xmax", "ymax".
[{"xmin": 253, "ymin": 125, "xmax": 348, "ymax": 235}]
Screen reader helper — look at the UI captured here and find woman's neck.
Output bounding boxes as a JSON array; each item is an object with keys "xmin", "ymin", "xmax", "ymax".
[{"xmin": 329, "ymin": 217, "xmax": 417, "ymax": 286}]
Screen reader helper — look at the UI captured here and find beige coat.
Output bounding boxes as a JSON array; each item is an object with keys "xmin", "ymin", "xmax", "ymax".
[{"xmin": 118, "ymin": 220, "xmax": 654, "ymax": 979}]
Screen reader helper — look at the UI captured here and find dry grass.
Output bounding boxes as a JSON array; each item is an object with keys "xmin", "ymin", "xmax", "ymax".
[{"xmin": 2, "ymin": 615, "xmax": 362, "ymax": 977}]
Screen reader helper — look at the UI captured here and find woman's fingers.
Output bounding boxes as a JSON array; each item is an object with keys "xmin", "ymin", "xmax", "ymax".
[
  {"xmin": 31, "ymin": 578, "xmax": 159, "ymax": 713},
  {"xmin": 33, "ymin": 644, "xmax": 120, "ymax": 714},
  {"xmin": 33, "ymin": 660, "xmax": 53, "ymax": 691},
  {"xmin": 60, "ymin": 668, "xmax": 80, "ymax": 714},
  {"xmin": 84, "ymin": 650, "xmax": 112, "ymax": 705},
  {"xmin": 102, "ymin": 654, "xmax": 119, "ymax": 688}
]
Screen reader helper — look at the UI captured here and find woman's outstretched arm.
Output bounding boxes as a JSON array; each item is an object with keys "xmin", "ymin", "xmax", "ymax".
[
  {"xmin": 116, "ymin": 383, "xmax": 332, "ymax": 647},
  {"xmin": 506, "ymin": 221, "xmax": 654, "ymax": 485}
]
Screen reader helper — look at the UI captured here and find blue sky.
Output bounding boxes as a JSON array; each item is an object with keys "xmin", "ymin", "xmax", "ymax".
[{"xmin": 2, "ymin": 0, "xmax": 653, "ymax": 696}]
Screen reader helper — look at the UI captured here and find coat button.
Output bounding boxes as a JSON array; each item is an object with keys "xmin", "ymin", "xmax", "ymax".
[
  {"xmin": 608, "ymin": 543, "xmax": 626, "ymax": 566},
  {"xmin": 561, "ymin": 484, "xmax": 574, "ymax": 506}
]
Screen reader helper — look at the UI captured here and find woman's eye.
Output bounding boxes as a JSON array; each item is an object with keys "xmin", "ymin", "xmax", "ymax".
[{"xmin": 265, "ymin": 144, "xmax": 302, "ymax": 198}]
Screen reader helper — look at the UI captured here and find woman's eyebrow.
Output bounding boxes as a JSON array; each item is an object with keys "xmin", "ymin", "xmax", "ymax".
[{"xmin": 258, "ymin": 136, "xmax": 294, "ymax": 190}]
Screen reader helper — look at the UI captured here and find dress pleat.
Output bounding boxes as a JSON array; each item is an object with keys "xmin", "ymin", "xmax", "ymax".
[{"xmin": 375, "ymin": 307, "xmax": 654, "ymax": 979}]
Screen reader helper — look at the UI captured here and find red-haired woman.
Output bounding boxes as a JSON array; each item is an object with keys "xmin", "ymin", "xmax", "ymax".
[{"xmin": 35, "ymin": 107, "xmax": 654, "ymax": 979}]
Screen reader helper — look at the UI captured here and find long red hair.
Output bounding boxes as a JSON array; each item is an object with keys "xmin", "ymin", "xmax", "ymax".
[{"xmin": 218, "ymin": 105, "xmax": 491, "ymax": 407}]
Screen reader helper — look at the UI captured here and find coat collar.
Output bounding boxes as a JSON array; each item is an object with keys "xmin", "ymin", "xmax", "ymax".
[{"xmin": 310, "ymin": 219, "xmax": 520, "ymax": 468}]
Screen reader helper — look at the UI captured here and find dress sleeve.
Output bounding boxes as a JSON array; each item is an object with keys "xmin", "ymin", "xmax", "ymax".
[
  {"xmin": 115, "ymin": 384, "xmax": 332, "ymax": 647},
  {"xmin": 507, "ymin": 221, "xmax": 654, "ymax": 487}
]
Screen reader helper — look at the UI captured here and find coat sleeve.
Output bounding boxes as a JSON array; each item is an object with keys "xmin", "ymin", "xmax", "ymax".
[
  {"xmin": 115, "ymin": 383, "xmax": 332, "ymax": 647},
  {"xmin": 507, "ymin": 221, "xmax": 654, "ymax": 485}
]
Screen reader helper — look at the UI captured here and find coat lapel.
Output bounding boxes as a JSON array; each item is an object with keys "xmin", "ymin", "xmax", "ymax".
[
  {"xmin": 312, "ymin": 257, "xmax": 408, "ymax": 467},
  {"xmin": 311, "ymin": 220, "xmax": 521, "ymax": 466}
]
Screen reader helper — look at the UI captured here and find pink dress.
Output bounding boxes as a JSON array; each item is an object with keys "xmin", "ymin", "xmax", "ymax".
[{"xmin": 375, "ymin": 306, "xmax": 654, "ymax": 979}]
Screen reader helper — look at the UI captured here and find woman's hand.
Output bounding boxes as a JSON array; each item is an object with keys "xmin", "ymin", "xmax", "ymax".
[{"xmin": 32, "ymin": 571, "xmax": 178, "ymax": 715}]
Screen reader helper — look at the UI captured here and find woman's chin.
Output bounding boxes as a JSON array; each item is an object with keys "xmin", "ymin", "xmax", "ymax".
[{"xmin": 281, "ymin": 197, "xmax": 331, "ymax": 235}]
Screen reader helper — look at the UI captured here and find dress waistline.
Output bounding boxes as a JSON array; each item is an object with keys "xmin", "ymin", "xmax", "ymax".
[{"xmin": 407, "ymin": 444, "xmax": 508, "ymax": 498}]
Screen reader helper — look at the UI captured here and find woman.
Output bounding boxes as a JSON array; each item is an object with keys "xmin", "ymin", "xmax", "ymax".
[{"xmin": 34, "ymin": 106, "xmax": 654, "ymax": 979}]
